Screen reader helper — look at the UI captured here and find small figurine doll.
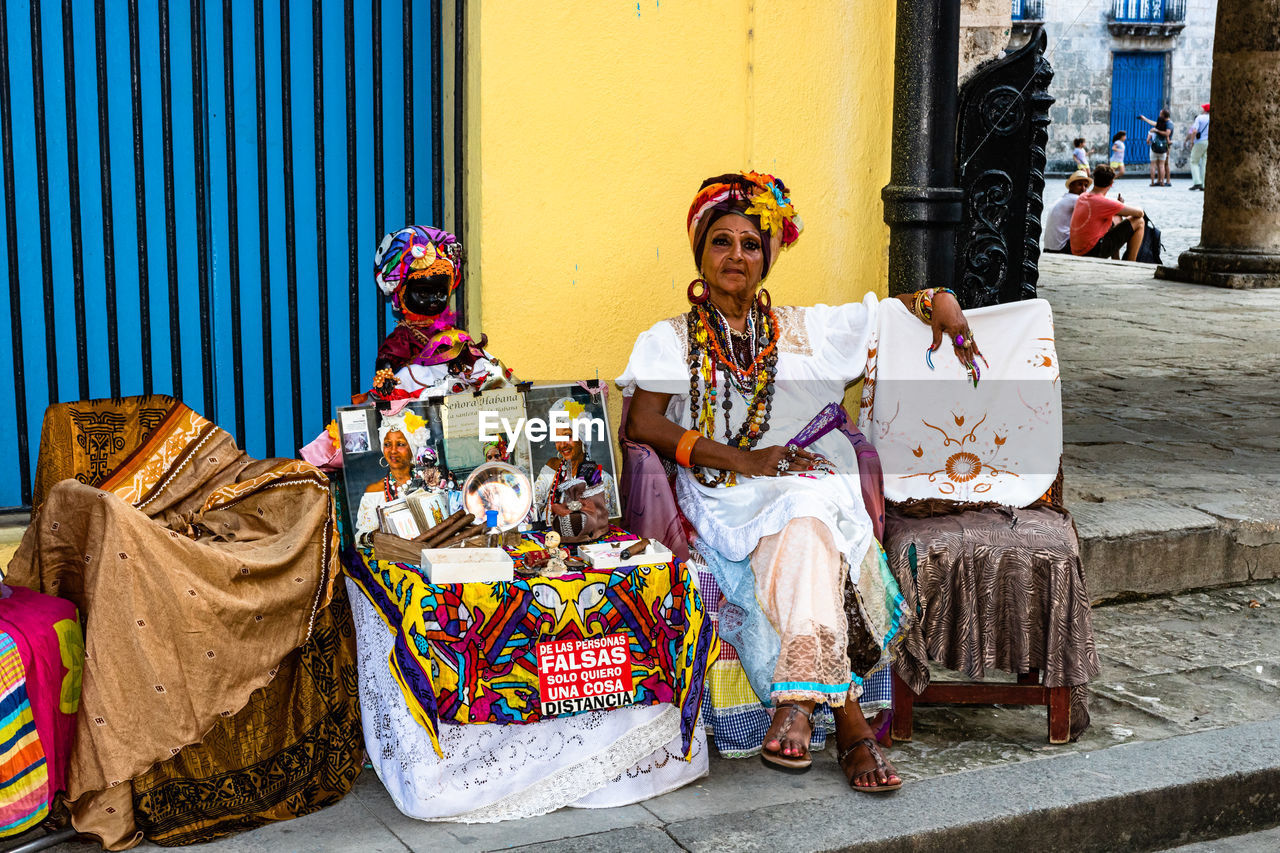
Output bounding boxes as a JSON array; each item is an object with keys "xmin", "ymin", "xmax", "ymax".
[
  {"xmin": 542, "ymin": 530, "xmax": 569, "ymax": 576},
  {"xmin": 365, "ymin": 225, "xmax": 513, "ymax": 404}
]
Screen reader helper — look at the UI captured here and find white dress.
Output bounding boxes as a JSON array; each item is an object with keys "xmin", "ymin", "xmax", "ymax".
[{"xmin": 616, "ymin": 295, "xmax": 879, "ymax": 581}]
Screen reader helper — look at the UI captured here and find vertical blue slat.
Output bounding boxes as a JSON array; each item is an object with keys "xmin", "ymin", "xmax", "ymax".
[
  {"xmin": 105, "ymin": 0, "xmax": 142, "ymax": 399},
  {"xmin": 0, "ymin": 0, "xmax": 31, "ymax": 507},
  {"xmin": 40, "ymin": 0, "xmax": 77, "ymax": 405},
  {"xmin": 205, "ymin": 0, "xmax": 235, "ymax": 439},
  {"xmin": 352, "ymin": 0, "xmax": 375, "ymax": 400},
  {"xmin": 326, "ymin": 0, "xmax": 351, "ymax": 406},
  {"xmin": 8, "ymin": 0, "xmax": 48, "ymax": 506},
  {"xmin": 0, "ymin": 0, "xmax": 441, "ymax": 505}
]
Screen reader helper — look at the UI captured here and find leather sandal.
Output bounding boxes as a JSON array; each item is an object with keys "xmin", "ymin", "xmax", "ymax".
[
  {"xmin": 839, "ymin": 737, "xmax": 903, "ymax": 793},
  {"xmin": 759, "ymin": 703, "xmax": 815, "ymax": 773}
]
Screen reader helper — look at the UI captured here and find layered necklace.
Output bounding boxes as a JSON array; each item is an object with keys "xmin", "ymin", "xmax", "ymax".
[
  {"xmin": 686, "ymin": 300, "xmax": 779, "ymax": 487},
  {"xmin": 383, "ymin": 472, "xmax": 412, "ymax": 502}
]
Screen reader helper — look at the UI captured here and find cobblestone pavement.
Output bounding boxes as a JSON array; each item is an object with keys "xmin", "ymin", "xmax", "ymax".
[{"xmin": 1045, "ymin": 251, "xmax": 1280, "ymax": 514}]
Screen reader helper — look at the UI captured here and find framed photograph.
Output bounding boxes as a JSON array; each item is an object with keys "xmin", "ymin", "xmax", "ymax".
[
  {"xmin": 437, "ymin": 385, "xmax": 534, "ymax": 482},
  {"xmin": 339, "ymin": 401, "xmax": 450, "ymax": 544},
  {"xmin": 522, "ymin": 383, "xmax": 621, "ymax": 522},
  {"xmin": 339, "ymin": 409, "xmax": 372, "ymax": 454}
]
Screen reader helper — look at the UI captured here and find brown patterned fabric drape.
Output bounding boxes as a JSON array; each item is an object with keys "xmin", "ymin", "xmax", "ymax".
[
  {"xmin": 884, "ymin": 505, "xmax": 1098, "ymax": 739},
  {"xmin": 4, "ymin": 396, "xmax": 360, "ymax": 848}
]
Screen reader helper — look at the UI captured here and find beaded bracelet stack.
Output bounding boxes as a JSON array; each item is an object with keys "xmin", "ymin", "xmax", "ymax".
[{"xmin": 910, "ymin": 287, "xmax": 957, "ymax": 322}]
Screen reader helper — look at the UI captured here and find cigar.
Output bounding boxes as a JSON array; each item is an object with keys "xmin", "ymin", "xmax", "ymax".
[
  {"xmin": 435, "ymin": 523, "xmax": 485, "ymax": 549},
  {"xmin": 414, "ymin": 508, "xmax": 467, "ymax": 542},
  {"xmin": 621, "ymin": 538, "xmax": 651, "ymax": 560},
  {"xmin": 418, "ymin": 512, "xmax": 475, "ymax": 547}
]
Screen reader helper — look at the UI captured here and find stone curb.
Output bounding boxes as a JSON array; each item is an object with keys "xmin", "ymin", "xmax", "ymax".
[
  {"xmin": 521, "ymin": 719, "xmax": 1280, "ymax": 853},
  {"xmin": 1070, "ymin": 498, "xmax": 1280, "ymax": 602}
]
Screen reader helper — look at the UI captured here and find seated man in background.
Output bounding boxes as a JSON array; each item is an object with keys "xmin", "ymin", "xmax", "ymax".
[
  {"xmin": 1043, "ymin": 170, "xmax": 1091, "ymax": 254},
  {"xmin": 1069, "ymin": 164, "xmax": 1145, "ymax": 261}
]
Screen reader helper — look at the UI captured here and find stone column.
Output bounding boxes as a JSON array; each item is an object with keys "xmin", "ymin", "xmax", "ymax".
[{"xmin": 1156, "ymin": 0, "xmax": 1280, "ymax": 289}]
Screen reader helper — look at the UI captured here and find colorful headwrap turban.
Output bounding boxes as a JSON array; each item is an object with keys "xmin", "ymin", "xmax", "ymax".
[
  {"xmin": 374, "ymin": 225, "xmax": 463, "ymax": 311},
  {"xmin": 687, "ymin": 171, "xmax": 802, "ymax": 278}
]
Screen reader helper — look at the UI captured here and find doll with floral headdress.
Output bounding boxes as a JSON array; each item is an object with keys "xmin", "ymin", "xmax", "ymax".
[
  {"xmin": 300, "ymin": 225, "xmax": 514, "ymax": 470},
  {"xmin": 366, "ymin": 225, "xmax": 513, "ymax": 401}
]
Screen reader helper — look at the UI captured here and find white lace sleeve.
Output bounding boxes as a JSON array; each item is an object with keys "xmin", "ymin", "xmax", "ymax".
[
  {"xmin": 806, "ymin": 292, "xmax": 879, "ymax": 384},
  {"xmin": 615, "ymin": 320, "xmax": 687, "ymax": 397},
  {"xmin": 356, "ymin": 490, "xmax": 385, "ymax": 538}
]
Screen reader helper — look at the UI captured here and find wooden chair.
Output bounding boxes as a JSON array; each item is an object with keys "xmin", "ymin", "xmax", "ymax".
[
  {"xmin": 863, "ymin": 298, "xmax": 1097, "ymax": 746},
  {"xmin": 884, "ymin": 475, "xmax": 1083, "ymax": 745}
]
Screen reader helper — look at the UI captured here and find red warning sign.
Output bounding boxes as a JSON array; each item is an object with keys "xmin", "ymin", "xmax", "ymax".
[{"xmin": 537, "ymin": 634, "xmax": 635, "ymax": 716}]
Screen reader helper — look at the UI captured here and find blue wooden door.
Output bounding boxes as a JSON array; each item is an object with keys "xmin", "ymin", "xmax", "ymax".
[
  {"xmin": 0, "ymin": 0, "xmax": 451, "ymax": 508},
  {"xmin": 1111, "ymin": 52, "xmax": 1166, "ymax": 166}
]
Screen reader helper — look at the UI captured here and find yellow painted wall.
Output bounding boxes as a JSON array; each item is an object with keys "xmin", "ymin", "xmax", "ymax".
[{"xmin": 467, "ymin": 1, "xmax": 896, "ymax": 417}]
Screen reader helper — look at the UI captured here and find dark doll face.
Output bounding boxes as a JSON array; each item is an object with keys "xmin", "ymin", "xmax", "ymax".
[{"xmin": 401, "ymin": 272, "xmax": 452, "ymax": 317}]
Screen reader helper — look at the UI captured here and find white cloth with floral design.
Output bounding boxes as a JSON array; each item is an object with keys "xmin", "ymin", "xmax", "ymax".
[{"xmin": 858, "ymin": 298, "xmax": 1061, "ymax": 507}]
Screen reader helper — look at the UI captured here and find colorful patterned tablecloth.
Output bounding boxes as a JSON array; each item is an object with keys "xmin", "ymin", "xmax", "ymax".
[{"xmin": 342, "ymin": 526, "xmax": 717, "ymax": 757}]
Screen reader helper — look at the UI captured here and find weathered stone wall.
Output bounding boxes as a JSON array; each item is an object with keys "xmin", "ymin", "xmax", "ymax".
[
  {"xmin": 1011, "ymin": 0, "xmax": 1217, "ymax": 174},
  {"xmin": 960, "ymin": 0, "xmax": 1014, "ymax": 82}
]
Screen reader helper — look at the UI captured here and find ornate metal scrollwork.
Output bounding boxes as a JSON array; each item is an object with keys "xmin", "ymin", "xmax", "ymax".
[{"xmin": 953, "ymin": 28, "xmax": 1054, "ymax": 307}]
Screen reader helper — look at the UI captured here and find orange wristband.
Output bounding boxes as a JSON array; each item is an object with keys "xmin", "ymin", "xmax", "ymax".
[{"xmin": 675, "ymin": 429, "xmax": 701, "ymax": 468}]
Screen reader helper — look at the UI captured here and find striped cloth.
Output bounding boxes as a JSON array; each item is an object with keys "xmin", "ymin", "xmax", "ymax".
[{"xmin": 0, "ymin": 631, "xmax": 49, "ymax": 838}]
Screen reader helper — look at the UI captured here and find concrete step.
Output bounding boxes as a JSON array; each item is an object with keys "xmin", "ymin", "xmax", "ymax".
[{"xmin": 1071, "ymin": 497, "xmax": 1280, "ymax": 603}]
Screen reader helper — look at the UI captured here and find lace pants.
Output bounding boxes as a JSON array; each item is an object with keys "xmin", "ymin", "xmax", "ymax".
[{"xmin": 752, "ymin": 517, "xmax": 861, "ymax": 706}]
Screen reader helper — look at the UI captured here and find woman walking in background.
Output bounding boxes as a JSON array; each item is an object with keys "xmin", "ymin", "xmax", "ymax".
[{"xmin": 1109, "ymin": 131, "xmax": 1127, "ymax": 178}]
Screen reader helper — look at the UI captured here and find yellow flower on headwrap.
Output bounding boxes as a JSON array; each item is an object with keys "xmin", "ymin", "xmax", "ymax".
[
  {"xmin": 403, "ymin": 411, "xmax": 427, "ymax": 435},
  {"xmin": 744, "ymin": 185, "xmax": 796, "ymax": 240},
  {"xmin": 563, "ymin": 400, "xmax": 586, "ymax": 421}
]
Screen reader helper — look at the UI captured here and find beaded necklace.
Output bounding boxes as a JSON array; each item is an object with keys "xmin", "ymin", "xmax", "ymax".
[
  {"xmin": 383, "ymin": 475, "xmax": 402, "ymax": 502},
  {"xmin": 686, "ymin": 302, "xmax": 779, "ymax": 487}
]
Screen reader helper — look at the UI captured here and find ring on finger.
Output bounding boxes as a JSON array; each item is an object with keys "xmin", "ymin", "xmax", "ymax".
[{"xmin": 775, "ymin": 458, "xmax": 789, "ymax": 476}]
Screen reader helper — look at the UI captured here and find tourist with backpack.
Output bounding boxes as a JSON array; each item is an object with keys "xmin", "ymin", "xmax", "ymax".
[{"xmin": 1139, "ymin": 110, "xmax": 1173, "ymax": 186}]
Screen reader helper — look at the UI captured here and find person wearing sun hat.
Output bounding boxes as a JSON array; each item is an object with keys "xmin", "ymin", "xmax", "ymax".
[{"xmin": 1043, "ymin": 169, "xmax": 1092, "ymax": 254}]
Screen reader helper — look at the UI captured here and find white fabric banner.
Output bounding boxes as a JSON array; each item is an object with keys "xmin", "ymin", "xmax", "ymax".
[{"xmin": 860, "ymin": 298, "xmax": 1061, "ymax": 507}]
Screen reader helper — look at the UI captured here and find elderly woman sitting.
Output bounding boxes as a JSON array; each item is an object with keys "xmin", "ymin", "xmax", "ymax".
[{"xmin": 619, "ymin": 172, "xmax": 983, "ymax": 791}]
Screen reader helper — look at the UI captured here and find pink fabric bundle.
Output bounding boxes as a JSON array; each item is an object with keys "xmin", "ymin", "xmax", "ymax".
[{"xmin": 0, "ymin": 584, "xmax": 82, "ymax": 836}]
